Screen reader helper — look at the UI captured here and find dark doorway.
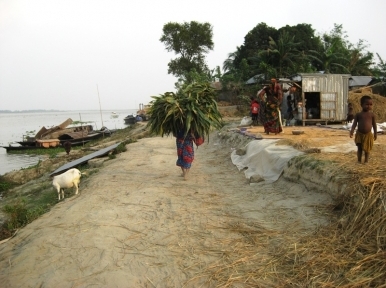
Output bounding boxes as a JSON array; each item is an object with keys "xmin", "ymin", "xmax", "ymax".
[{"xmin": 304, "ymin": 92, "xmax": 321, "ymax": 119}]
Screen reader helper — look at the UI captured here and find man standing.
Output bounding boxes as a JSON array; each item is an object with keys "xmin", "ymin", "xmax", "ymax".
[
  {"xmin": 271, "ymin": 78, "xmax": 283, "ymax": 103},
  {"xmin": 271, "ymin": 77, "xmax": 283, "ymax": 131}
]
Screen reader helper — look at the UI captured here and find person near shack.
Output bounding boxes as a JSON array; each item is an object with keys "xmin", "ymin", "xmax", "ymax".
[
  {"xmin": 251, "ymin": 99, "xmax": 260, "ymax": 126},
  {"xmin": 347, "ymin": 103, "xmax": 354, "ymax": 123},
  {"xmin": 271, "ymin": 77, "xmax": 283, "ymax": 103},
  {"xmin": 350, "ymin": 95, "xmax": 377, "ymax": 164},
  {"xmin": 249, "ymin": 96, "xmax": 255, "ymax": 117},
  {"xmin": 257, "ymin": 83, "xmax": 283, "ymax": 135},
  {"xmin": 286, "ymin": 95, "xmax": 294, "ymax": 123}
]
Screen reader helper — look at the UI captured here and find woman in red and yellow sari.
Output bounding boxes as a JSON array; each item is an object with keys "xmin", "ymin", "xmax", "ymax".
[{"xmin": 258, "ymin": 80, "xmax": 283, "ymax": 135}]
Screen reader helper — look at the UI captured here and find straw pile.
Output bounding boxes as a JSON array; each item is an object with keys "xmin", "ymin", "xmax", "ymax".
[{"xmin": 349, "ymin": 91, "xmax": 386, "ymax": 122}]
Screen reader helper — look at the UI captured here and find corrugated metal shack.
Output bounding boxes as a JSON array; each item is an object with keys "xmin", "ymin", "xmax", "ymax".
[{"xmin": 288, "ymin": 73, "xmax": 351, "ymax": 126}]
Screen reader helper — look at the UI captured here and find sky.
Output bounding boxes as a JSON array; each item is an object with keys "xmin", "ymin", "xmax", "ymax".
[{"xmin": 0, "ymin": 0, "xmax": 385, "ymax": 111}]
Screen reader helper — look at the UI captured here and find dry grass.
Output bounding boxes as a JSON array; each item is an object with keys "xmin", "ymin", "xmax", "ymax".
[
  {"xmin": 189, "ymin": 155, "xmax": 386, "ymax": 287},
  {"xmin": 276, "ymin": 138, "xmax": 313, "ymax": 151}
]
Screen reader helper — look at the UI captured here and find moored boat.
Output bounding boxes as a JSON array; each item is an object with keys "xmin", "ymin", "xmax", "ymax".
[
  {"xmin": 111, "ymin": 112, "xmax": 119, "ymax": 118},
  {"xmin": 0, "ymin": 140, "xmax": 92, "ymax": 152},
  {"xmin": 124, "ymin": 114, "xmax": 137, "ymax": 124},
  {"xmin": 3, "ymin": 118, "xmax": 116, "ymax": 153}
]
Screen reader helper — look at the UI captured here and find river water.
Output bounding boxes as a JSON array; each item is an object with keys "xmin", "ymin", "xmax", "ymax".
[{"xmin": 0, "ymin": 109, "xmax": 137, "ymax": 175}]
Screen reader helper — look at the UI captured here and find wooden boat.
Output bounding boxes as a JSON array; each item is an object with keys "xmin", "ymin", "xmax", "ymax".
[
  {"xmin": 0, "ymin": 145, "xmax": 45, "ymax": 152},
  {"xmin": 3, "ymin": 119, "xmax": 116, "ymax": 153},
  {"xmin": 1, "ymin": 129, "xmax": 113, "ymax": 152},
  {"xmin": 124, "ymin": 114, "xmax": 137, "ymax": 124},
  {"xmin": 58, "ymin": 131, "xmax": 103, "ymax": 142},
  {"xmin": 16, "ymin": 140, "xmax": 36, "ymax": 147},
  {"xmin": 1, "ymin": 140, "xmax": 91, "ymax": 152}
]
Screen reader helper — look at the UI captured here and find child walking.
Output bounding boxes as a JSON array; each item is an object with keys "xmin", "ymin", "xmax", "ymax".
[
  {"xmin": 349, "ymin": 95, "xmax": 377, "ymax": 164},
  {"xmin": 251, "ymin": 99, "xmax": 260, "ymax": 126}
]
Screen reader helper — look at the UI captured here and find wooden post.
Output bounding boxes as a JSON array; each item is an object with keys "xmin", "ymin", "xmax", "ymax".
[{"xmin": 97, "ymin": 84, "xmax": 104, "ymax": 128}]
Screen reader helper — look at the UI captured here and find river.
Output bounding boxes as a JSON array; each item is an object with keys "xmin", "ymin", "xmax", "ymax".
[{"xmin": 0, "ymin": 109, "xmax": 137, "ymax": 175}]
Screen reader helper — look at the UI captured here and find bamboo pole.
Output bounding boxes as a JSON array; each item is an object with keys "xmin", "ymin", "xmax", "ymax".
[
  {"xmin": 97, "ymin": 84, "xmax": 104, "ymax": 128},
  {"xmin": 79, "ymin": 113, "xmax": 85, "ymax": 147}
]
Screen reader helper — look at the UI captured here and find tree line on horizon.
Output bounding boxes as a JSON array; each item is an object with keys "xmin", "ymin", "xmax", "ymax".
[{"xmin": 160, "ymin": 21, "xmax": 386, "ymax": 101}]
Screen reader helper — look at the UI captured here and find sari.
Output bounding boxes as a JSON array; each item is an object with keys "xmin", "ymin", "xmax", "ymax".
[
  {"xmin": 175, "ymin": 130, "xmax": 194, "ymax": 169},
  {"xmin": 258, "ymin": 88, "xmax": 283, "ymax": 134}
]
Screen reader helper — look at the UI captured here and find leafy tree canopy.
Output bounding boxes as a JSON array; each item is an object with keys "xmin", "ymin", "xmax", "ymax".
[{"xmin": 160, "ymin": 21, "xmax": 214, "ymax": 83}]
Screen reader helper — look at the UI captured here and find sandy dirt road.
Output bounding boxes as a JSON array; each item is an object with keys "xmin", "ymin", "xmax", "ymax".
[{"xmin": 0, "ymin": 133, "xmax": 334, "ymax": 287}]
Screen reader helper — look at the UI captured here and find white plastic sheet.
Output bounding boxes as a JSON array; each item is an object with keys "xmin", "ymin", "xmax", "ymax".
[
  {"xmin": 240, "ymin": 116, "xmax": 252, "ymax": 126},
  {"xmin": 231, "ymin": 139, "xmax": 304, "ymax": 183}
]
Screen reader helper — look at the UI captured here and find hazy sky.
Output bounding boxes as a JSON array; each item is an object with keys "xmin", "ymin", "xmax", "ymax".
[{"xmin": 1, "ymin": 0, "xmax": 385, "ymax": 111}]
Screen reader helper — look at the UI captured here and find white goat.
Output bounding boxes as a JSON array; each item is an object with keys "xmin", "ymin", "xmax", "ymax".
[{"xmin": 52, "ymin": 168, "xmax": 82, "ymax": 200}]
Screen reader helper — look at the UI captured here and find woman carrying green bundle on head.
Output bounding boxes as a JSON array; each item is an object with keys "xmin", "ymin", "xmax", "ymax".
[{"xmin": 147, "ymin": 83, "xmax": 223, "ymax": 180}]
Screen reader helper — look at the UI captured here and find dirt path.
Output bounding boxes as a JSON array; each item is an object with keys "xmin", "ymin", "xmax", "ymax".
[{"xmin": 0, "ymin": 133, "xmax": 332, "ymax": 287}]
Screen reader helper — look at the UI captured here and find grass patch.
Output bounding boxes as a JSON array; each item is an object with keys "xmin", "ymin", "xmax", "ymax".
[
  {"xmin": 290, "ymin": 154, "xmax": 333, "ymax": 171},
  {"xmin": 20, "ymin": 159, "xmax": 42, "ymax": 170},
  {"xmin": 113, "ymin": 140, "xmax": 130, "ymax": 154},
  {"xmin": 0, "ymin": 124, "xmax": 143, "ymax": 241},
  {"xmin": 0, "ymin": 177, "xmax": 16, "ymax": 193},
  {"xmin": 2, "ymin": 199, "xmax": 49, "ymax": 232},
  {"xmin": 7, "ymin": 147, "xmax": 63, "ymax": 156}
]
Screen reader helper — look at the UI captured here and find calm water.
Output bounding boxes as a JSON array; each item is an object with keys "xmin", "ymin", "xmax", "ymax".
[{"xmin": 0, "ymin": 109, "xmax": 137, "ymax": 175}]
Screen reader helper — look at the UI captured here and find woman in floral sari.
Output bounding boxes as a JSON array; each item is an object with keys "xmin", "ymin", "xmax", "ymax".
[
  {"xmin": 175, "ymin": 128, "xmax": 195, "ymax": 180},
  {"xmin": 257, "ymin": 83, "xmax": 283, "ymax": 135}
]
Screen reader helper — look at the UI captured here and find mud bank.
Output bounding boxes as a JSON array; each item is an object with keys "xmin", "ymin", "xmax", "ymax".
[{"xmin": 217, "ymin": 127, "xmax": 348, "ymax": 202}]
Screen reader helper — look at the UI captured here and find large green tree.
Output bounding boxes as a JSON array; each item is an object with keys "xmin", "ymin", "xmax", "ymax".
[
  {"xmin": 160, "ymin": 21, "xmax": 214, "ymax": 84},
  {"xmin": 346, "ymin": 40, "xmax": 374, "ymax": 75},
  {"xmin": 308, "ymin": 39, "xmax": 349, "ymax": 73},
  {"xmin": 279, "ymin": 23, "xmax": 323, "ymax": 72},
  {"xmin": 258, "ymin": 31, "xmax": 301, "ymax": 77},
  {"xmin": 231, "ymin": 22, "xmax": 277, "ymax": 74},
  {"xmin": 235, "ymin": 23, "xmax": 322, "ymax": 79},
  {"xmin": 305, "ymin": 24, "xmax": 350, "ymax": 73},
  {"xmin": 372, "ymin": 53, "xmax": 386, "ymax": 78}
]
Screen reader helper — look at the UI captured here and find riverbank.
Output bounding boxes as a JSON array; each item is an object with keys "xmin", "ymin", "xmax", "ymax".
[{"xmin": 0, "ymin": 120, "xmax": 385, "ymax": 286}]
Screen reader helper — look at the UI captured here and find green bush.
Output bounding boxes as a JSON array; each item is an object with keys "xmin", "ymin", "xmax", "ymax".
[
  {"xmin": 0, "ymin": 179, "xmax": 14, "ymax": 192},
  {"xmin": 2, "ymin": 199, "xmax": 47, "ymax": 231}
]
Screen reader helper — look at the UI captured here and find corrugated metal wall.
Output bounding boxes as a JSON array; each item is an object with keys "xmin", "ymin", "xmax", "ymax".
[{"xmin": 301, "ymin": 74, "xmax": 350, "ymax": 121}]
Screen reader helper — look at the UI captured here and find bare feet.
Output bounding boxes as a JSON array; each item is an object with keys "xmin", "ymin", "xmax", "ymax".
[{"xmin": 183, "ymin": 169, "xmax": 190, "ymax": 180}]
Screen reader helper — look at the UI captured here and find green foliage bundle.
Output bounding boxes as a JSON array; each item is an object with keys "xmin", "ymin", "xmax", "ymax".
[{"xmin": 147, "ymin": 83, "xmax": 223, "ymax": 138}]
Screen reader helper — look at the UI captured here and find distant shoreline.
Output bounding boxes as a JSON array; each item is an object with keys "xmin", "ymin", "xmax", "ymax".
[
  {"xmin": 0, "ymin": 109, "xmax": 137, "ymax": 114},
  {"xmin": 0, "ymin": 110, "xmax": 65, "ymax": 113}
]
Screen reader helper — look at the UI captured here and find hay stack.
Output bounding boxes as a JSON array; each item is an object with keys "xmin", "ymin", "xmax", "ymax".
[{"xmin": 348, "ymin": 91, "xmax": 386, "ymax": 122}]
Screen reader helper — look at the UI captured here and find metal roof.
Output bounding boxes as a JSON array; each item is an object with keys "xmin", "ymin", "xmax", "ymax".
[
  {"xmin": 349, "ymin": 76, "xmax": 373, "ymax": 87},
  {"xmin": 49, "ymin": 142, "xmax": 121, "ymax": 176},
  {"xmin": 245, "ymin": 74, "xmax": 265, "ymax": 84}
]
